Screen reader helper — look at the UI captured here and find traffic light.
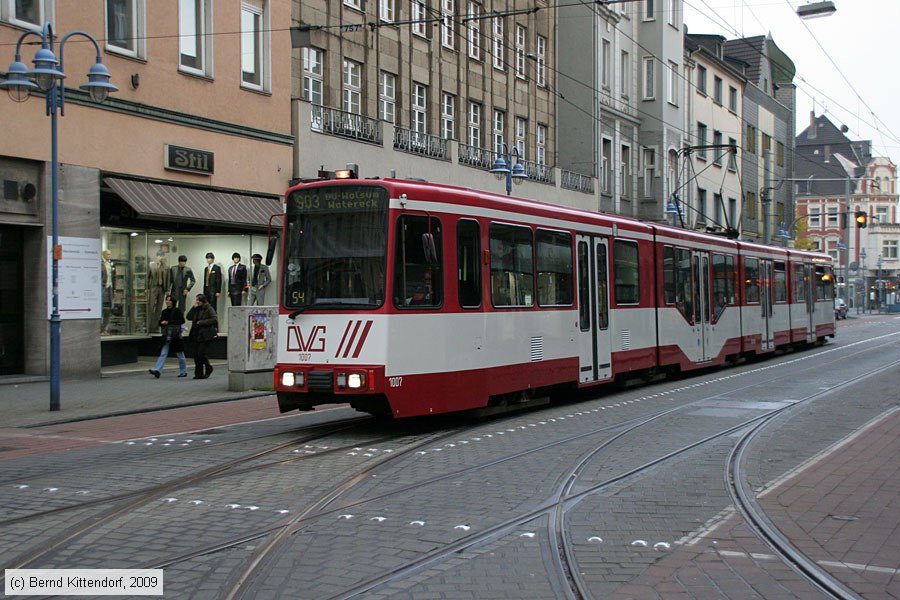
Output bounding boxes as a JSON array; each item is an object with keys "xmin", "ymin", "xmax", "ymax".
[{"xmin": 855, "ymin": 211, "xmax": 868, "ymax": 228}]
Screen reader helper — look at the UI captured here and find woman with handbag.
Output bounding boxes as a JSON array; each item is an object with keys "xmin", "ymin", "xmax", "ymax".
[
  {"xmin": 186, "ymin": 293, "xmax": 218, "ymax": 379},
  {"xmin": 149, "ymin": 294, "xmax": 188, "ymax": 378}
]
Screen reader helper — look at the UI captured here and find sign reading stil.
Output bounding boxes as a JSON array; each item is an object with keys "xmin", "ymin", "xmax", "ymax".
[{"xmin": 165, "ymin": 144, "xmax": 214, "ymax": 175}]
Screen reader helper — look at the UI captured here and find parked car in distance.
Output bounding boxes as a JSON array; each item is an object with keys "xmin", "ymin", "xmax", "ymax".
[{"xmin": 834, "ymin": 298, "xmax": 848, "ymax": 319}]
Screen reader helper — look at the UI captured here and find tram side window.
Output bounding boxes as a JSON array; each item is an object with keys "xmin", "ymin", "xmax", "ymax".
[
  {"xmin": 794, "ymin": 263, "xmax": 806, "ymax": 301},
  {"xmin": 816, "ymin": 266, "xmax": 833, "ymax": 300},
  {"xmin": 536, "ymin": 230, "xmax": 573, "ymax": 306},
  {"xmin": 712, "ymin": 253, "xmax": 735, "ymax": 318},
  {"xmin": 393, "ymin": 215, "xmax": 443, "ymax": 307},
  {"xmin": 613, "ymin": 239, "xmax": 640, "ymax": 305},
  {"xmin": 774, "ymin": 261, "xmax": 787, "ymax": 302},
  {"xmin": 457, "ymin": 219, "xmax": 481, "ymax": 308},
  {"xmin": 663, "ymin": 246, "xmax": 676, "ymax": 304},
  {"xmin": 490, "ymin": 224, "xmax": 534, "ymax": 307},
  {"xmin": 745, "ymin": 257, "xmax": 760, "ymax": 303}
]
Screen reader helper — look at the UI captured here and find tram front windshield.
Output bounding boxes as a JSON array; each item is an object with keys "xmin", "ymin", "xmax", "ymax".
[{"xmin": 283, "ymin": 185, "xmax": 388, "ymax": 311}]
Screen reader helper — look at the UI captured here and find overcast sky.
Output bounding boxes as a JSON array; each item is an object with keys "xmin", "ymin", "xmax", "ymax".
[{"xmin": 683, "ymin": 0, "xmax": 900, "ymax": 171}]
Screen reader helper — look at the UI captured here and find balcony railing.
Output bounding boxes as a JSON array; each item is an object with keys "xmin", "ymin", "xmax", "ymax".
[
  {"xmin": 458, "ymin": 143, "xmax": 495, "ymax": 170},
  {"xmin": 393, "ymin": 127, "xmax": 449, "ymax": 160},
  {"xmin": 310, "ymin": 105, "xmax": 382, "ymax": 144},
  {"xmin": 561, "ymin": 170, "xmax": 595, "ymax": 194},
  {"xmin": 523, "ymin": 159, "xmax": 554, "ymax": 185}
]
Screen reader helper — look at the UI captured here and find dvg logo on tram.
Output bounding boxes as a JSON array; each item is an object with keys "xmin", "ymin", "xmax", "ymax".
[
  {"xmin": 285, "ymin": 320, "xmax": 374, "ymax": 359},
  {"xmin": 286, "ymin": 325, "xmax": 327, "ymax": 353}
]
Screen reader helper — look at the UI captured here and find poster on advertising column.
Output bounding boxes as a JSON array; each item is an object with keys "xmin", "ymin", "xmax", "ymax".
[{"xmin": 46, "ymin": 236, "xmax": 102, "ymax": 320}]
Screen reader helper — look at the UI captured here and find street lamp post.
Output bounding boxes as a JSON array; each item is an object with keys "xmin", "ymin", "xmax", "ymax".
[
  {"xmin": 876, "ymin": 254, "xmax": 883, "ymax": 314},
  {"xmin": 489, "ymin": 144, "xmax": 526, "ymax": 195},
  {"xmin": 2, "ymin": 23, "xmax": 116, "ymax": 411},
  {"xmin": 859, "ymin": 248, "xmax": 867, "ymax": 314}
]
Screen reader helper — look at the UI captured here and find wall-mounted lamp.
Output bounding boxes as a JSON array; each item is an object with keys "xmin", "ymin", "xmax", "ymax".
[{"xmin": 796, "ymin": 1, "xmax": 836, "ymax": 19}]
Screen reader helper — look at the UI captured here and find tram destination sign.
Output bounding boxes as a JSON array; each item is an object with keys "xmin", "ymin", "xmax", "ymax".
[{"xmin": 292, "ymin": 186, "xmax": 386, "ymax": 212}]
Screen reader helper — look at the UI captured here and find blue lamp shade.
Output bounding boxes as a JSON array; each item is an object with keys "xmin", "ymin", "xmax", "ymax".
[
  {"xmin": 30, "ymin": 46, "xmax": 65, "ymax": 91},
  {"xmin": 1, "ymin": 60, "xmax": 38, "ymax": 102},
  {"xmin": 511, "ymin": 161, "xmax": 526, "ymax": 181},
  {"xmin": 664, "ymin": 199, "xmax": 682, "ymax": 215},
  {"xmin": 80, "ymin": 61, "xmax": 117, "ymax": 102},
  {"xmin": 490, "ymin": 155, "xmax": 510, "ymax": 174}
]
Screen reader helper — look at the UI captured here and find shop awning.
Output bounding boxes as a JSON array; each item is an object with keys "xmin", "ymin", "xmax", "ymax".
[{"xmin": 104, "ymin": 177, "xmax": 283, "ymax": 230}]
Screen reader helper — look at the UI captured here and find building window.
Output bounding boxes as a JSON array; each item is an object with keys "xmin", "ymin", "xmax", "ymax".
[
  {"xmin": 179, "ymin": 0, "xmax": 212, "ymax": 75},
  {"xmin": 441, "ymin": 92, "xmax": 455, "ymax": 139},
  {"xmin": 728, "ymin": 86, "xmax": 737, "ymax": 112},
  {"xmin": 761, "ymin": 133, "xmax": 772, "ymax": 155},
  {"xmin": 746, "ymin": 124, "xmax": 757, "ymax": 154},
  {"xmin": 728, "ymin": 197, "xmax": 737, "ymax": 225},
  {"xmin": 302, "ymin": 48, "xmax": 324, "ymax": 104},
  {"xmin": 601, "ymin": 40, "xmax": 611, "ymax": 89},
  {"xmin": 667, "ymin": 0, "xmax": 677, "ymax": 26},
  {"xmin": 602, "ymin": 138, "xmax": 613, "ymax": 193},
  {"xmin": 714, "ymin": 193, "xmax": 724, "ymax": 226},
  {"xmin": 493, "ymin": 109, "xmax": 505, "ymax": 153},
  {"xmin": 515, "ymin": 25, "xmax": 526, "ymax": 79},
  {"xmin": 697, "ymin": 122, "xmax": 707, "ymax": 159},
  {"xmin": 240, "ymin": 0, "xmax": 269, "ymax": 91},
  {"xmin": 380, "ymin": 0, "xmax": 394, "ymax": 21},
  {"xmin": 713, "ymin": 75, "xmax": 723, "ymax": 103},
  {"xmin": 620, "ymin": 50, "xmax": 630, "ymax": 97},
  {"xmin": 492, "ymin": 17, "xmax": 504, "ymax": 70},
  {"xmin": 467, "ymin": 2, "xmax": 480, "ymax": 59},
  {"xmin": 468, "ymin": 101, "xmax": 482, "ymax": 147},
  {"xmin": 826, "ymin": 206, "xmax": 839, "ymax": 227},
  {"xmin": 380, "ymin": 71, "xmax": 396, "ymax": 123},
  {"xmin": 6, "ymin": 0, "xmax": 47, "ymax": 27},
  {"xmin": 643, "ymin": 0, "xmax": 654, "ymax": 20},
  {"xmin": 808, "ymin": 207, "xmax": 821, "ymax": 228},
  {"xmin": 713, "ymin": 131, "xmax": 723, "ymax": 165},
  {"xmin": 667, "ymin": 61, "xmax": 678, "ymax": 105},
  {"xmin": 643, "ymin": 57, "xmax": 655, "ymax": 100},
  {"xmin": 441, "ymin": 0, "xmax": 455, "ymax": 49},
  {"xmin": 411, "ymin": 0, "xmax": 427, "ymax": 37},
  {"xmin": 515, "ymin": 116, "xmax": 526, "ymax": 159},
  {"xmin": 412, "ymin": 83, "xmax": 427, "ymax": 136},
  {"xmin": 343, "ymin": 59, "xmax": 362, "ymax": 114},
  {"xmin": 106, "ymin": 0, "xmax": 146, "ymax": 58},
  {"xmin": 697, "ymin": 188, "xmax": 707, "ymax": 221},
  {"xmin": 776, "ymin": 141, "xmax": 785, "ymax": 167},
  {"xmin": 884, "ymin": 240, "xmax": 899, "ymax": 259},
  {"xmin": 643, "ymin": 147, "xmax": 656, "ymax": 196},
  {"xmin": 344, "ymin": 0, "xmax": 361, "ymax": 9},
  {"xmin": 745, "ymin": 191, "xmax": 757, "ymax": 220},
  {"xmin": 728, "ymin": 137, "xmax": 737, "ymax": 170},
  {"xmin": 537, "ymin": 124, "xmax": 546, "ymax": 166},
  {"xmin": 620, "ymin": 145, "xmax": 631, "ymax": 196},
  {"xmin": 536, "ymin": 35, "xmax": 546, "ymax": 87},
  {"xmin": 697, "ymin": 65, "xmax": 707, "ymax": 95}
]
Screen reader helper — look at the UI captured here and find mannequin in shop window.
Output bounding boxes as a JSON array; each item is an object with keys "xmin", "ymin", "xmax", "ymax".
[
  {"xmin": 101, "ymin": 249, "xmax": 113, "ymax": 335},
  {"xmin": 147, "ymin": 253, "xmax": 169, "ymax": 331},
  {"xmin": 203, "ymin": 252, "xmax": 223, "ymax": 312},
  {"xmin": 228, "ymin": 252, "xmax": 248, "ymax": 306},
  {"xmin": 249, "ymin": 253, "xmax": 272, "ymax": 306},
  {"xmin": 169, "ymin": 255, "xmax": 195, "ymax": 312}
]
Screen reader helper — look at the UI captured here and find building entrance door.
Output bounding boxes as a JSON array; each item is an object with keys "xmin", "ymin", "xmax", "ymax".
[{"xmin": 0, "ymin": 226, "xmax": 24, "ymax": 375}]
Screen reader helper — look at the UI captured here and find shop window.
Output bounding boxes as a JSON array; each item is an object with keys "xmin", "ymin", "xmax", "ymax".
[
  {"xmin": 394, "ymin": 215, "xmax": 443, "ymax": 307},
  {"xmin": 457, "ymin": 219, "xmax": 481, "ymax": 308},
  {"xmin": 101, "ymin": 229, "xmax": 149, "ymax": 336},
  {"xmin": 490, "ymin": 223, "xmax": 534, "ymax": 307},
  {"xmin": 536, "ymin": 230, "xmax": 573, "ymax": 306},
  {"xmin": 613, "ymin": 239, "xmax": 640, "ymax": 305}
]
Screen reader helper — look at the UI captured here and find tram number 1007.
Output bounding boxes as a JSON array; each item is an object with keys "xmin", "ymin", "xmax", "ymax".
[{"xmin": 388, "ymin": 377, "xmax": 403, "ymax": 388}]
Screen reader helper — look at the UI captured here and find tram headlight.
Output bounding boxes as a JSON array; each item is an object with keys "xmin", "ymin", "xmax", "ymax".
[
  {"xmin": 347, "ymin": 372, "xmax": 366, "ymax": 389},
  {"xmin": 281, "ymin": 371, "xmax": 305, "ymax": 387}
]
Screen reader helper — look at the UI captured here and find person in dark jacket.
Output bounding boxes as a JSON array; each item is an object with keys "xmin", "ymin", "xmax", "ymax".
[
  {"xmin": 186, "ymin": 293, "xmax": 218, "ymax": 379},
  {"xmin": 149, "ymin": 294, "xmax": 188, "ymax": 378}
]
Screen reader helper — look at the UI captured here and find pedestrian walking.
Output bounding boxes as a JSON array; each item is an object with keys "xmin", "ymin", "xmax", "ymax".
[
  {"xmin": 149, "ymin": 294, "xmax": 188, "ymax": 378},
  {"xmin": 186, "ymin": 293, "xmax": 218, "ymax": 379}
]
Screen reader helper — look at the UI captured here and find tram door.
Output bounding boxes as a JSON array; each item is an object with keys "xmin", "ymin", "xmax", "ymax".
[
  {"xmin": 693, "ymin": 251, "xmax": 714, "ymax": 362},
  {"xmin": 804, "ymin": 263, "xmax": 816, "ymax": 342},
  {"xmin": 760, "ymin": 260, "xmax": 775, "ymax": 350},
  {"xmin": 576, "ymin": 235, "xmax": 612, "ymax": 383}
]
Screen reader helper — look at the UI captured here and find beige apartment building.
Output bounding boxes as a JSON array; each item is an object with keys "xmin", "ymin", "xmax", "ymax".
[{"xmin": 0, "ymin": 1, "xmax": 293, "ymax": 377}]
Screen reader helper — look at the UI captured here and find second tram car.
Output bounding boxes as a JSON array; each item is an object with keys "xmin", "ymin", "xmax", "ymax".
[{"xmin": 273, "ymin": 178, "xmax": 835, "ymax": 418}]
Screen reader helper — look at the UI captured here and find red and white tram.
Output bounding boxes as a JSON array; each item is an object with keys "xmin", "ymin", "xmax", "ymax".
[{"xmin": 273, "ymin": 178, "xmax": 835, "ymax": 418}]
